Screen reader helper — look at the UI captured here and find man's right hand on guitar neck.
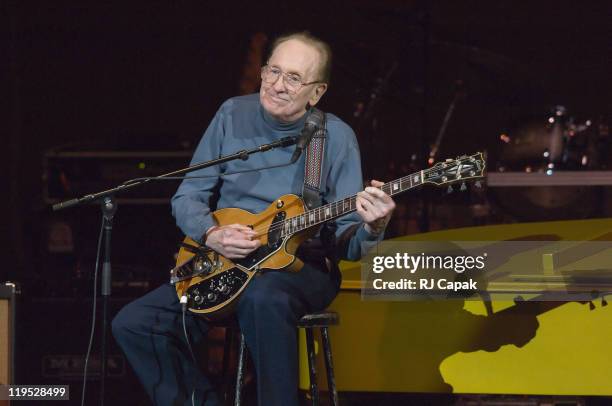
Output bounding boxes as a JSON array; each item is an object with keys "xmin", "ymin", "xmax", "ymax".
[{"xmin": 204, "ymin": 224, "xmax": 261, "ymax": 259}]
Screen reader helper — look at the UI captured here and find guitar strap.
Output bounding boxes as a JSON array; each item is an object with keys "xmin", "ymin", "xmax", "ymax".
[
  {"xmin": 298, "ymin": 108, "xmax": 343, "ymax": 280},
  {"xmin": 302, "ymin": 107, "xmax": 327, "ymax": 210}
]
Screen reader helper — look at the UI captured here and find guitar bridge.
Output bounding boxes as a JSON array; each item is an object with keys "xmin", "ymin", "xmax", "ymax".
[{"xmin": 170, "ymin": 253, "xmax": 214, "ymax": 284}]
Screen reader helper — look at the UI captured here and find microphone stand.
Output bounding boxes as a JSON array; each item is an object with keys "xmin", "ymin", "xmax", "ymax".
[
  {"xmin": 429, "ymin": 80, "xmax": 466, "ymax": 163},
  {"xmin": 96, "ymin": 195, "xmax": 116, "ymax": 406},
  {"xmin": 52, "ymin": 135, "xmax": 297, "ymax": 406},
  {"xmin": 418, "ymin": 0, "xmax": 432, "ymax": 233}
]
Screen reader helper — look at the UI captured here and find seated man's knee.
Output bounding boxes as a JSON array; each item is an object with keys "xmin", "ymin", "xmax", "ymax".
[{"xmin": 111, "ymin": 305, "xmax": 136, "ymax": 342}]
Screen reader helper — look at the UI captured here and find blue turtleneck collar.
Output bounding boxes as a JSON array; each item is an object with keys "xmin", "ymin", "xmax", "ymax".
[{"xmin": 260, "ymin": 103, "xmax": 309, "ymax": 133}]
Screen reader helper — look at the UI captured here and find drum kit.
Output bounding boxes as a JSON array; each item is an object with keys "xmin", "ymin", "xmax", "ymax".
[
  {"xmin": 492, "ymin": 106, "xmax": 609, "ymax": 220},
  {"xmin": 497, "ymin": 106, "xmax": 602, "ymax": 172}
]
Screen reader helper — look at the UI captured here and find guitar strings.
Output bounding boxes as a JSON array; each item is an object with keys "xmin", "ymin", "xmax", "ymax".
[
  {"xmin": 245, "ymin": 158, "xmax": 481, "ymax": 238},
  {"xmin": 246, "ymin": 172, "xmax": 418, "ymax": 238}
]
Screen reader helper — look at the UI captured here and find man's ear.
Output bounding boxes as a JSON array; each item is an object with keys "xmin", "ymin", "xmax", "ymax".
[{"xmin": 309, "ymin": 83, "xmax": 328, "ymax": 107}]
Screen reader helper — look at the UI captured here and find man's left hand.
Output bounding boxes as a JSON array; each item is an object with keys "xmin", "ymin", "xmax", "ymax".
[{"xmin": 356, "ymin": 180, "xmax": 396, "ymax": 236}]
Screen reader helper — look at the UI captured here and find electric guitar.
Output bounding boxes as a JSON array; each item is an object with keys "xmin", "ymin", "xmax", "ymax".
[{"xmin": 172, "ymin": 152, "xmax": 486, "ymax": 319}]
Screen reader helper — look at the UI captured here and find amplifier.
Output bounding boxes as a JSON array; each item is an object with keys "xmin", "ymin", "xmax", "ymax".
[
  {"xmin": 0, "ymin": 283, "xmax": 17, "ymax": 388},
  {"xmin": 43, "ymin": 149, "xmax": 193, "ymax": 205},
  {"xmin": 19, "ymin": 297, "xmax": 146, "ymax": 405}
]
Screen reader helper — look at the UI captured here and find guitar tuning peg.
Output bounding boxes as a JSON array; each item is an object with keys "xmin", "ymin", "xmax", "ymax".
[
  {"xmin": 447, "ymin": 185, "xmax": 454, "ymax": 194},
  {"xmin": 589, "ymin": 301, "xmax": 595, "ymax": 310},
  {"xmin": 460, "ymin": 182, "xmax": 467, "ymax": 192},
  {"xmin": 475, "ymin": 181, "xmax": 482, "ymax": 188}
]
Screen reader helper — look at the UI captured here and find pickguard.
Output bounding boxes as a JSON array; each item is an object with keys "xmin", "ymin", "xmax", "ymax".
[{"xmin": 234, "ymin": 210, "xmax": 287, "ymax": 270}]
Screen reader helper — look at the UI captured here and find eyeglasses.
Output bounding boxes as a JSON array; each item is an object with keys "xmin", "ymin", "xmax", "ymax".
[{"xmin": 261, "ymin": 65, "xmax": 323, "ymax": 94}]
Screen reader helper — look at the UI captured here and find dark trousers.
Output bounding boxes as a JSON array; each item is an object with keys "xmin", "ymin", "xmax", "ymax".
[{"xmin": 112, "ymin": 264, "xmax": 340, "ymax": 406}]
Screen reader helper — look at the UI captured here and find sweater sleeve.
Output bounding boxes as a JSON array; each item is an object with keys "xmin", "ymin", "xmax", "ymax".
[
  {"xmin": 324, "ymin": 122, "xmax": 384, "ymax": 261},
  {"xmin": 171, "ymin": 105, "xmax": 226, "ymax": 242}
]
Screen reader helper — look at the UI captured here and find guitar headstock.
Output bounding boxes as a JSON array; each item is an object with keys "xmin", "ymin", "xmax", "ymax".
[{"xmin": 424, "ymin": 152, "xmax": 486, "ymax": 186}]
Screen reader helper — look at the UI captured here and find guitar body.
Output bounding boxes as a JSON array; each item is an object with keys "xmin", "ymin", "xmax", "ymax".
[{"xmin": 173, "ymin": 194, "xmax": 315, "ymax": 320}]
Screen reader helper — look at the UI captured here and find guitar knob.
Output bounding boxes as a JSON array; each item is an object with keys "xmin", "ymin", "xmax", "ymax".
[
  {"xmin": 475, "ymin": 181, "xmax": 482, "ymax": 188},
  {"xmin": 460, "ymin": 182, "xmax": 467, "ymax": 192},
  {"xmin": 447, "ymin": 185, "xmax": 453, "ymax": 194},
  {"xmin": 207, "ymin": 292, "xmax": 217, "ymax": 302},
  {"xmin": 218, "ymin": 284, "xmax": 230, "ymax": 294},
  {"xmin": 194, "ymin": 295, "xmax": 203, "ymax": 305}
]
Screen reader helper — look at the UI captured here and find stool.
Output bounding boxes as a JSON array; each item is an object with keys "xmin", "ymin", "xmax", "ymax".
[{"xmin": 226, "ymin": 311, "xmax": 339, "ymax": 406}]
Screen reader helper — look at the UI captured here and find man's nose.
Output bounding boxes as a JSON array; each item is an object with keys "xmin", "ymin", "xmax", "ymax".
[{"xmin": 271, "ymin": 73, "xmax": 287, "ymax": 92}]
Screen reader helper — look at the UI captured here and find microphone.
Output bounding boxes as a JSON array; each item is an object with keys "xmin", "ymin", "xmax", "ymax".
[{"xmin": 290, "ymin": 109, "xmax": 324, "ymax": 163}]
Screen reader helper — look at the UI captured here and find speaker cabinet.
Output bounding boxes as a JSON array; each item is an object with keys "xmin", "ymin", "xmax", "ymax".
[
  {"xmin": 0, "ymin": 283, "xmax": 16, "ymax": 385},
  {"xmin": 0, "ymin": 283, "xmax": 16, "ymax": 406}
]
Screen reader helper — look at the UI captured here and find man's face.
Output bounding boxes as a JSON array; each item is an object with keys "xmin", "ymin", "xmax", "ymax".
[{"xmin": 260, "ymin": 39, "xmax": 327, "ymax": 123}]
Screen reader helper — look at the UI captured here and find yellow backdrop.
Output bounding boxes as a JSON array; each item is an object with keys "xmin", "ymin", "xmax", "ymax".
[{"xmin": 299, "ymin": 218, "xmax": 612, "ymax": 395}]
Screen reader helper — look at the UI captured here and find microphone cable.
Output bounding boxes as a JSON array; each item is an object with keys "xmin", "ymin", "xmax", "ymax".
[
  {"xmin": 181, "ymin": 296, "xmax": 198, "ymax": 406},
  {"xmin": 81, "ymin": 216, "xmax": 105, "ymax": 406}
]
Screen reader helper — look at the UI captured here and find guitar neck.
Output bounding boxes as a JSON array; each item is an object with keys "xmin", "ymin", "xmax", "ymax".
[
  {"xmin": 280, "ymin": 170, "xmax": 426, "ymax": 237},
  {"xmin": 279, "ymin": 152, "xmax": 485, "ymax": 237}
]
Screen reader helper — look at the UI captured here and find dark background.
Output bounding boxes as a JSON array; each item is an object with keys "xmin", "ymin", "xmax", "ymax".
[{"xmin": 2, "ymin": 0, "xmax": 611, "ymax": 404}]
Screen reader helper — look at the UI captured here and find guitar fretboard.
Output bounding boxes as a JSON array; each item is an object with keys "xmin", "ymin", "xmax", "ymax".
[{"xmin": 278, "ymin": 170, "xmax": 426, "ymax": 238}]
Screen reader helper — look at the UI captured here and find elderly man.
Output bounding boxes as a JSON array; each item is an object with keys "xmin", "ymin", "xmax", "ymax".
[{"xmin": 113, "ymin": 32, "xmax": 395, "ymax": 406}]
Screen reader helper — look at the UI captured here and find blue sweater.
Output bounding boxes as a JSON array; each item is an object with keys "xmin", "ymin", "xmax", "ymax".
[{"xmin": 171, "ymin": 93, "xmax": 381, "ymax": 261}]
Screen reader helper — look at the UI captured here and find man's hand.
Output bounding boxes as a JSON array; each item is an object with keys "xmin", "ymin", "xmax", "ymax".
[
  {"xmin": 204, "ymin": 224, "xmax": 261, "ymax": 259},
  {"xmin": 356, "ymin": 180, "xmax": 396, "ymax": 236}
]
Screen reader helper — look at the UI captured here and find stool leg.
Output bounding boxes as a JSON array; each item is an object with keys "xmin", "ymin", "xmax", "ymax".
[
  {"xmin": 321, "ymin": 327, "xmax": 339, "ymax": 406},
  {"xmin": 222, "ymin": 328, "xmax": 233, "ymax": 404},
  {"xmin": 234, "ymin": 333, "xmax": 246, "ymax": 406},
  {"xmin": 305, "ymin": 327, "xmax": 320, "ymax": 406}
]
